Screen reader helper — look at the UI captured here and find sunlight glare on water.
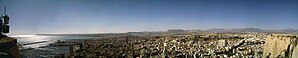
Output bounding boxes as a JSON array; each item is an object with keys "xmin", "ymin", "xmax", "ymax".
[{"xmin": 10, "ymin": 35, "xmax": 53, "ymax": 48}]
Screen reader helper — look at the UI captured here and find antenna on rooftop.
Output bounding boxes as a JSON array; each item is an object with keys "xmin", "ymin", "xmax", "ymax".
[
  {"xmin": 0, "ymin": 6, "xmax": 10, "ymax": 37},
  {"xmin": 4, "ymin": 6, "xmax": 6, "ymax": 15}
]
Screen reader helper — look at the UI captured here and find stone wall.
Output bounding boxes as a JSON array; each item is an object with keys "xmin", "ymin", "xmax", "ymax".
[
  {"xmin": 263, "ymin": 34, "xmax": 298, "ymax": 58},
  {"xmin": 0, "ymin": 37, "xmax": 20, "ymax": 58}
]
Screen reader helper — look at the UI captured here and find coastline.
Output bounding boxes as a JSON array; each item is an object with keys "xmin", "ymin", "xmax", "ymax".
[{"xmin": 19, "ymin": 37, "xmax": 92, "ymax": 58}]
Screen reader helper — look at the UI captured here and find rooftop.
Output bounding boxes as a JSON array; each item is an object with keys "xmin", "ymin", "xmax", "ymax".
[{"xmin": 0, "ymin": 37, "xmax": 15, "ymax": 43}]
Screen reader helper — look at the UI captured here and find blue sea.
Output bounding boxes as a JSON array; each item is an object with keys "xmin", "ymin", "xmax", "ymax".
[{"xmin": 10, "ymin": 34, "xmax": 97, "ymax": 48}]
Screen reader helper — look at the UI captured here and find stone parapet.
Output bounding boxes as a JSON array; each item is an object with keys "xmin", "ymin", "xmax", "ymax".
[{"xmin": 0, "ymin": 37, "xmax": 20, "ymax": 58}]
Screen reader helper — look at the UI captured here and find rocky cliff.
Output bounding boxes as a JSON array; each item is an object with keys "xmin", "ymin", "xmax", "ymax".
[{"xmin": 263, "ymin": 34, "xmax": 298, "ymax": 58}]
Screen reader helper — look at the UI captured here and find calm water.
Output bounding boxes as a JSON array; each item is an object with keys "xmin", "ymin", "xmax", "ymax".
[{"xmin": 10, "ymin": 35, "xmax": 97, "ymax": 48}]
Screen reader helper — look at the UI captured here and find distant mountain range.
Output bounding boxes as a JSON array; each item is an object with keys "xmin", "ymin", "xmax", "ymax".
[
  {"xmin": 35, "ymin": 28, "xmax": 298, "ymax": 35},
  {"xmin": 160, "ymin": 28, "xmax": 298, "ymax": 33},
  {"xmin": 127, "ymin": 28, "xmax": 298, "ymax": 34},
  {"xmin": 204, "ymin": 28, "xmax": 298, "ymax": 33}
]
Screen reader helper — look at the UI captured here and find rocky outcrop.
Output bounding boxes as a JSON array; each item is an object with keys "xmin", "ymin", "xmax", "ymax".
[
  {"xmin": 0, "ymin": 37, "xmax": 20, "ymax": 58},
  {"xmin": 263, "ymin": 34, "xmax": 298, "ymax": 58}
]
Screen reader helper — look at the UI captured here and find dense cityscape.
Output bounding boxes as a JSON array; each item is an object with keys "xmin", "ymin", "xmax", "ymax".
[
  {"xmin": 67, "ymin": 32, "xmax": 265, "ymax": 58},
  {"xmin": 16, "ymin": 29, "xmax": 298, "ymax": 58},
  {"xmin": 1, "ymin": 0, "xmax": 298, "ymax": 58}
]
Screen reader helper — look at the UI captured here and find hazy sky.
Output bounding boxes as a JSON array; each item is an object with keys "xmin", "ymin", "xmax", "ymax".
[{"xmin": 1, "ymin": 0, "xmax": 298, "ymax": 34}]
